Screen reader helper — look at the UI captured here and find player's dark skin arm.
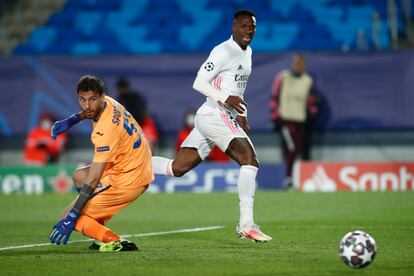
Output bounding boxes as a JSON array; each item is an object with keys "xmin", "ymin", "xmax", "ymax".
[
  {"xmin": 224, "ymin": 95, "xmax": 247, "ymax": 114},
  {"xmin": 226, "ymin": 96, "xmax": 249, "ymax": 133}
]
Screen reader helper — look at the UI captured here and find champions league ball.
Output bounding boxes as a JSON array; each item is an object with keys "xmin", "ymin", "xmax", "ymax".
[{"xmin": 339, "ymin": 230, "xmax": 377, "ymax": 269}]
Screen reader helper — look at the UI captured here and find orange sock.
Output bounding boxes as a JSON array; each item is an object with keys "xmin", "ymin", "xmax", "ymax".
[{"xmin": 75, "ymin": 215, "xmax": 120, "ymax": 243}]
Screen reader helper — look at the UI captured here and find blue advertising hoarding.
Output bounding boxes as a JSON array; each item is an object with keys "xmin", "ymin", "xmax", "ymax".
[
  {"xmin": 149, "ymin": 163, "xmax": 285, "ymax": 193},
  {"xmin": 0, "ymin": 163, "xmax": 285, "ymax": 194}
]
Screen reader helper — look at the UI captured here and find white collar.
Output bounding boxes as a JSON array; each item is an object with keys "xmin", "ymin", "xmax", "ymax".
[{"xmin": 229, "ymin": 35, "xmax": 248, "ymax": 52}]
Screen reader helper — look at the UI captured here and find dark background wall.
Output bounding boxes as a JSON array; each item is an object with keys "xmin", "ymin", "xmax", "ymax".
[{"xmin": 1, "ymin": 51, "xmax": 413, "ymax": 137}]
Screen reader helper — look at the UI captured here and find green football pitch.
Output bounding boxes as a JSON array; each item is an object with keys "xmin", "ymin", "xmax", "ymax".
[{"xmin": 1, "ymin": 192, "xmax": 413, "ymax": 275}]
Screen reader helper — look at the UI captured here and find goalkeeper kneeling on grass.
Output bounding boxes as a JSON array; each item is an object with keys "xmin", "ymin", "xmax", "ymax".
[{"xmin": 49, "ymin": 75, "xmax": 154, "ymax": 252}]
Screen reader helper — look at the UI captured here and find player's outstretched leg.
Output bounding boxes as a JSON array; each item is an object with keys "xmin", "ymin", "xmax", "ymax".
[
  {"xmin": 75, "ymin": 215, "xmax": 138, "ymax": 252},
  {"xmin": 99, "ymin": 239, "xmax": 138, "ymax": 252},
  {"xmin": 89, "ymin": 238, "xmax": 138, "ymax": 251},
  {"xmin": 235, "ymin": 165, "xmax": 272, "ymax": 242},
  {"xmin": 151, "ymin": 156, "xmax": 175, "ymax": 176},
  {"xmin": 226, "ymin": 138, "xmax": 272, "ymax": 243},
  {"xmin": 152, "ymin": 148, "xmax": 202, "ymax": 177},
  {"xmin": 236, "ymin": 224, "xmax": 272, "ymax": 242}
]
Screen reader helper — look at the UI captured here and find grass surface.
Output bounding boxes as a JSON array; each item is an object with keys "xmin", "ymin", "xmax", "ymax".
[{"xmin": 0, "ymin": 192, "xmax": 413, "ymax": 275}]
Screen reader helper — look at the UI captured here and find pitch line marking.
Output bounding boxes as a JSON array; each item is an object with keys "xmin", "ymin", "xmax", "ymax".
[
  {"xmin": 272, "ymin": 225, "xmax": 414, "ymax": 230},
  {"xmin": 0, "ymin": 225, "xmax": 225, "ymax": 251}
]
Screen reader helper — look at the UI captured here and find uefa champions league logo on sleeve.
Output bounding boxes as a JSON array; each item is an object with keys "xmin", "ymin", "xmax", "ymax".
[{"xmin": 204, "ymin": 62, "xmax": 214, "ymax": 71}]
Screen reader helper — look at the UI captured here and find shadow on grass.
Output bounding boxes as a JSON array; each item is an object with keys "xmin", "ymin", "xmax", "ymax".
[{"xmin": 0, "ymin": 249, "xmax": 103, "ymax": 257}]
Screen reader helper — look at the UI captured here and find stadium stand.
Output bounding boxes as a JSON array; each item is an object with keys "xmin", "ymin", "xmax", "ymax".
[
  {"xmin": 5, "ymin": 0, "xmax": 413, "ymax": 55},
  {"xmin": 0, "ymin": 0, "xmax": 65, "ymax": 55}
]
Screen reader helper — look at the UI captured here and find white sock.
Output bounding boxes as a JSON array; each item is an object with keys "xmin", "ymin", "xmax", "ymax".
[
  {"xmin": 152, "ymin": 156, "xmax": 174, "ymax": 176},
  {"xmin": 238, "ymin": 165, "xmax": 257, "ymax": 227}
]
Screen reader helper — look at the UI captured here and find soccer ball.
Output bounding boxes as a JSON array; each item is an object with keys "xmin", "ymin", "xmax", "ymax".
[{"xmin": 339, "ymin": 230, "xmax": 377, "ymax": 268}]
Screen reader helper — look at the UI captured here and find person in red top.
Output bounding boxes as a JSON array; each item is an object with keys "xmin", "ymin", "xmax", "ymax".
[
  {"xmin": 176, "ymin": 109, "xmax": 229, "ymax": 162},
  {"xmin": 141, "ymin": 115, "xmax": 159, "ymax": 150},
  {"xmin": 175, "ymin": 110, "xmax": 194, "ymax": 154},
  {"xmin": 207, "ymin": 145, "xmax": 230, "ymax": 162},
  {"xmin": 23, "ymin": 113, "xmax": 67, "ymax": 165}
]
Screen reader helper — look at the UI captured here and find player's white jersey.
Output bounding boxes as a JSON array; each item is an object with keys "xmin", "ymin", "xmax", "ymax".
[{"xmin": 196, "ymin": 36, "xmax": 252, "ymax": 117}]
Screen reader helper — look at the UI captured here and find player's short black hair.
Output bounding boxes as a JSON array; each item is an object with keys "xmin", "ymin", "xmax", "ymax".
[
  {"xmin": 233, "ymin": 9, "xmax": 255, "ymax": 21},
  {"xmin": 77, "ymin": 75, "xmax": 105, "ymax": 95}
]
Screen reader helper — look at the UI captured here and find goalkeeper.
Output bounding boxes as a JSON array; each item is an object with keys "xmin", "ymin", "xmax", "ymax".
[{"xmin": 49, "ymin": 75, "xmax": 153, "ymax": 252}]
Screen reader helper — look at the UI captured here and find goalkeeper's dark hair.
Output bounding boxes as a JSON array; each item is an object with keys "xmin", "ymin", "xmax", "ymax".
[
  {"xmin": 233, "ymin": 9, "xmax": 255, "ymax": 21},
  {"xmin": 77, "ymin": 75, "xmax": 105, "ymax": 95}
]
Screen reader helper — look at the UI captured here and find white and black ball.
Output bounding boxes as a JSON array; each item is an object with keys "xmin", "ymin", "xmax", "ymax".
[{"xmin": 339, "ymin": 230, "xmax": 377, "ymax": 269}]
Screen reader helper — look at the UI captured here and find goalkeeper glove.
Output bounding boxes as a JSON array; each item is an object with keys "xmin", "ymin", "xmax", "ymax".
[
  {"xmin": 51, "ymin": 113, "xmax": 81, "ymax": 139},
  {"xmin": 49, "ymin": 208, "xmax": 80, "ymax": 245}
]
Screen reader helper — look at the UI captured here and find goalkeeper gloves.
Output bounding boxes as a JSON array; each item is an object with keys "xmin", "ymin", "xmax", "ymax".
[
  {"xmin": 51, "ymin": 113, "xmax": 81, "ymax": 139},
  {"xmin": 49, "ymin": 208, "xmax": 80, "ymax": 245}
]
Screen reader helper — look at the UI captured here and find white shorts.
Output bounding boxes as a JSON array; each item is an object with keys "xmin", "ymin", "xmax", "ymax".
[{"xmin": 181, "ymin": 109, "xmax": 253, "ymax": 160}]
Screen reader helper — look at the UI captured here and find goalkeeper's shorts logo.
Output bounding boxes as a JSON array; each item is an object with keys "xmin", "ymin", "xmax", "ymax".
[{"xmin": 91, "ymin": 183, "xmax": 112, "ymax": 198}]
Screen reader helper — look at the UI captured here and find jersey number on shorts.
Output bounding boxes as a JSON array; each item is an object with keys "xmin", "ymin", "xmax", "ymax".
[{"xmin": 123, "ymin": 110, "xmax": 142, "ymax": 149}]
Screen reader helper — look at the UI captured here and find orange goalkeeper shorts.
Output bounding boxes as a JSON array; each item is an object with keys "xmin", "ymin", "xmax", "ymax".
[{"xmin": 82, "ymin": 176, "xmax": 148, "ymax": 222}]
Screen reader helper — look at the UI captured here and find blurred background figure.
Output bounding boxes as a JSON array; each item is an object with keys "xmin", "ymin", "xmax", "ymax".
[
  {"xmin": 116, "ymin": 77, "xmax": 158, "ymax": 150},
  {"xmin": 175, "ymin": 109, "xmax": 196, "ymax": 154},
  {"xmin": 116, "ymin": 77, "xmax": 147, "ymax": 125},
  {"xmin": 23, "ymin": 113, "xmax": 67, "ymax": 166},
  {"xmin": 269, "ymin": 53, "xmax": 318, "ymax": 189},
  {"xmin": 301, "ymin": 91, "xmax": 321, "ymax": 161},
  {"xmin": 175, "ymin": 109, "xmax": 229, "ymax": 163}
]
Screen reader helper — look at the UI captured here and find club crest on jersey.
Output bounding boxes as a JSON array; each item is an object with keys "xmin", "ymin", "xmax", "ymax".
[
  {"xmin": 204, "ymin": 62, "xmax": 214, "ymax": 71},
  {"xmin": 96, "ymin": 146, "xmax": 110, "ymax": 152}
]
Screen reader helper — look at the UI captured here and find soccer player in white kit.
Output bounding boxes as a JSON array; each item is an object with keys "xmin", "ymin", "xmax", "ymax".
[{"xmin": 152, "ymin": 9, "xmax": 272, "ymax": 242}]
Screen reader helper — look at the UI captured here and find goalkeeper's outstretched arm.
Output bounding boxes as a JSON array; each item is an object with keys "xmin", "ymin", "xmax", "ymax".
[{"xmin": 51, "ymin": 111, "xmax": 86, "ymax": 139}]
